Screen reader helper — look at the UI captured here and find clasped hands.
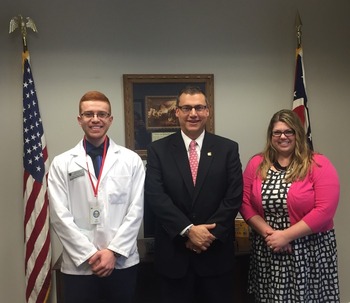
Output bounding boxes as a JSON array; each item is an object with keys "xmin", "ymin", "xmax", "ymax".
[
  {"xmin": 88, "ymin": 249, "xmax": 117, "ymax": 277},
  {"xmin": 185, "ymin": 223, "xmax": 216, "ymax": 254},
  {"xmin": 264, "ymin": 230, "xmax": 292, "ymax": 253}
]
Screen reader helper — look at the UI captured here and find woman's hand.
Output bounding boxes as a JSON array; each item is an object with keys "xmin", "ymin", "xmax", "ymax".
[{"xmin": 265, "ymin": 230, "xmax": 292, "ymax": 253}]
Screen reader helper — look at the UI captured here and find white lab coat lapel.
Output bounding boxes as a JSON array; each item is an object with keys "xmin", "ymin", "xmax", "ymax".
[
  {"xmin": 70, "ymin": 141, "xmax": 92, "ymax": 176},
  {"xmin": 70, "ymin": 140, "xmax": 121, "ymax": 182},
  {"xmin": 99, "ymin": 140, "xmax": 121, "ymax": 181}
]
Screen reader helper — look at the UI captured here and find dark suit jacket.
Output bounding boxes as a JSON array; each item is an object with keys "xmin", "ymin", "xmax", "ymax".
[{"xmin": 145, "ymin": 131, "xmax": 243, "ymax": 278}]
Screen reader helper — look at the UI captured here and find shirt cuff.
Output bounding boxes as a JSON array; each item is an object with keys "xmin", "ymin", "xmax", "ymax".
[{"xmin": 180, "ymin": 224, "xmax": 193, "ymax": 237}]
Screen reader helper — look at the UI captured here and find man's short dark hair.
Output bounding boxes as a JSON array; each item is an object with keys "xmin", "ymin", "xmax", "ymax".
[{"xmin": 176, "ymin": 86, "xmax": 208, "ymax": 106}]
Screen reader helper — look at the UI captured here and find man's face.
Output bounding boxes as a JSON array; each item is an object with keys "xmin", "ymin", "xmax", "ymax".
[
  {"xmin": 77, "ymin": 100, "xmax": 113, "ymax": 146},
  {"xmin": 175, "ymin": 93, "xmax": 209, "ymax": 139}
]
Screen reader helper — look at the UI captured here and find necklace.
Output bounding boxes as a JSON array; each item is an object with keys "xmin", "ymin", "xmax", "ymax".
[{"xmin": 273, "ymin": 161, "xmax": 288, "ymax": 171}]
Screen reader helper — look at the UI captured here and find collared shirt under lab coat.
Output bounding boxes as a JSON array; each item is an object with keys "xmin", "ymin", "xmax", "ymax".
[{"xmin": 48, "ymin": 139, "xmax": 145, "ymax": 275}]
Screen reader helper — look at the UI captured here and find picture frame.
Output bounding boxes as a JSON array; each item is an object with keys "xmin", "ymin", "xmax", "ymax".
[{"xmin": 123, "ymin": 74, "xmax": 215, "ymax": 160}]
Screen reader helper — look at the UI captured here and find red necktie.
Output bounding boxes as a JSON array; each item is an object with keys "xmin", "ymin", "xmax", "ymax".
[{"xmin": 189, "ymin": 140, "xmax": 198, "ymax": 185}]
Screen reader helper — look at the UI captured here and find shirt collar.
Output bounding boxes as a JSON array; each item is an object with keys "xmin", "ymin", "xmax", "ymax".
[
  {"xmin": 84, "ymin": 137, "xmax": 110, "ymax": 154},
  {"xmin": 181, "ymin": 130, "xmax": 205, "ymax": 151}
]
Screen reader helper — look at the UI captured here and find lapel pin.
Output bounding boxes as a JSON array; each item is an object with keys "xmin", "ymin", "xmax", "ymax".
[{"xmin": 207, "ymin": 152, "xmax": 212, "ymax": 156}]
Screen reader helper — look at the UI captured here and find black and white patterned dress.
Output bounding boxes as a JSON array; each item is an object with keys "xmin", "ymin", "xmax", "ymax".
[{"xmin": 247, "ymin": 168, "xmax": 339, "ymax": 303}]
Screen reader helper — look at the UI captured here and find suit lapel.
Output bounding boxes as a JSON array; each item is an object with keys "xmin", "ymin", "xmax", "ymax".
[
  {"xmin": 192, "ymin": 133, "xmax": 215, "ymax": 202},
  {"xmin": 171, "ymin": 132, "xmax": 216, "ymax": 202}
]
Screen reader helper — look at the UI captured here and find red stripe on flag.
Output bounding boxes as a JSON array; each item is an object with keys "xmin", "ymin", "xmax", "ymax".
[
  {"xmin": 42, "ymin": 145, "xmax": 48, "ymax": 162},
  {"xmin": 36, "ymin": 270, "xmax": 51, "ymax": 303},
  {"xmin": 25, "ymin": 191, "xmax": 49, "ymax": 268},
  {"xmin": 292, "ymin": 105, "xmax": 306, "ymax": 125},
  {"xmin": 24, "ymin": 180, "xmax": 42, "ymax": 229},
  {"xmin": 26, "ymin": 232, "xmax": 51, "ymax": 301},
  {"xmin": 23, "ymin": 171, "xmax": 30, "ymax": 195}
]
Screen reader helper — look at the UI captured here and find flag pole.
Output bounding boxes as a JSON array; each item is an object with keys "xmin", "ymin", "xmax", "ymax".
[
  {"xmin": 295, "ymin": 10, "xmax": 302, "ymax": 49},
  {"xmin": 9, "ymin": 15, "xmax": 52, "ymax": 303}
]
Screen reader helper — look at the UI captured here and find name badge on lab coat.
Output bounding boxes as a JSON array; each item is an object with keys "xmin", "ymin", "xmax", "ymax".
[
  {"xmin": 69, "ymin": 169, "xmax": 85, "ymax": 180},
  {"xmin": 90, "ymin": 205, "xmax": 101, "ymax": 224}
]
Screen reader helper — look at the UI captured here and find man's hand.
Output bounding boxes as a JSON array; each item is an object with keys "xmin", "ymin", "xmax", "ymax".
[
  {"xmin": 185, "ymin": 239, "xmax": 202, "ymax": 254},
  {"xmin": 88, "ymin": 249, "xmax": 116, "ymax": 277},
  {"xmin": 187, "ymin": 223, "xmax": 216, "ymax": 251}
]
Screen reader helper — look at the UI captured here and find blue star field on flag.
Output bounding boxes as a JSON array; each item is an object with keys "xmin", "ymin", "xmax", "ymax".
[{"xmin": 23, "ymin": 60, "xmax": 46, "ymax": 181}]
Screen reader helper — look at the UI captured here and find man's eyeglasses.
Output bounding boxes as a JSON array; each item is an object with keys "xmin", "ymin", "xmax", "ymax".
[
  {"xmin": 177, "ymin": 105, "xmax": 207, "ymax": 114},
  {"xmin": 272, "ymin": 129, "xmax": 295, "ymax": 137},
  {"xmin": 80, "ymin": 111, "xmax": 111, "ymax": 119}
]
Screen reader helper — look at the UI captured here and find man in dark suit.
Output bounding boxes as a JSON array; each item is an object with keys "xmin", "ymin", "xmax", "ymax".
[{"xmin": 145, "ymin": 86, "xmax": 243, "ymax": 303}]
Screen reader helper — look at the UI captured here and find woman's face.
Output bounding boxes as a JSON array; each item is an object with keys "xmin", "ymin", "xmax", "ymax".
[{"xmin": 271, "ymin": 121, "xmax": 296, "ymax": 157}]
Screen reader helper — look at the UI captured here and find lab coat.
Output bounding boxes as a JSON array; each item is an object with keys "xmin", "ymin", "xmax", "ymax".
[{"xmin": 48, "ymin": 139, "xmax": 145, "ymax": 275}]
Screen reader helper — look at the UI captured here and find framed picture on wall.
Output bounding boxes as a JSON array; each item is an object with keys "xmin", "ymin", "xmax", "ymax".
[
  {"xmin": 145, "ymin": 96, "xmax": 179, "ymax": 130},
  {"xmin": 123, "ymin": 74, "xmax": 215, "ymax": 160}
]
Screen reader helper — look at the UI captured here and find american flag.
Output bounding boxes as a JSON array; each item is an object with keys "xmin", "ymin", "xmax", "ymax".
[
  {"xmin": 292, "ymin": 47, "xmax": 314, "ymax": 150},
  {"xmin": 22, "ymin": 51, "xmax": 52, "ymax": 303}
]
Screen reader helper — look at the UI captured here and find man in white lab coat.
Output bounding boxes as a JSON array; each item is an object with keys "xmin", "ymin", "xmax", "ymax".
[{"xmin": 48, "ymin": 91, "xmax": 145, "ymax": 303}]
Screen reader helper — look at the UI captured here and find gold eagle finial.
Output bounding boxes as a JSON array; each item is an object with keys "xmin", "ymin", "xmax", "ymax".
[{"xmin": 9, "ymin": 15, "xmax": 38, "ymax": 52}]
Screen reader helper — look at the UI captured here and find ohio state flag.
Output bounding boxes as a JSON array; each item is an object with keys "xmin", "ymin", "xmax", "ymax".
[{"xmin": 292, "ymin": 46, "xmax": 313, "ymax": 150}]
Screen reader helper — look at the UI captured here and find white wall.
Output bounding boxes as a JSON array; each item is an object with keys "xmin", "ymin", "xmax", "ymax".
[{"xmin": 1, "ymin": 0, "xmax": 349, "ymax": 302}]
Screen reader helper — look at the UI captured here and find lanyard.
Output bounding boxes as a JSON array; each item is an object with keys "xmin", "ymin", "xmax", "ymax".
[{"xmin": 84, "ymin": 137, "xmax": 108, "ymax": 198}]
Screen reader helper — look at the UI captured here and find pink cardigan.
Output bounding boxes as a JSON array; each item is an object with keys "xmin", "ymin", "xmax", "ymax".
[{"xmin": 240, "ymin": 153, "xmax": 340, "ymax": 233}]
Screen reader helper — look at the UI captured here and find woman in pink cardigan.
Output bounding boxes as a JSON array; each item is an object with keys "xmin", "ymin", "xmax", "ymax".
[{"xmin": 240, "ymin": 109, "xmax": 340, "ymax": 303}]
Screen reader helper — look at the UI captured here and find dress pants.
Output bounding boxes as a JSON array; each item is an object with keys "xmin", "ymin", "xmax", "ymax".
[
  {"xmin": 160, "ymin": 267, "xmax": 235, "ymax": 303},
  {"xmin": 62, "ymin": 265, "xmax": 138, "ymax": 303}
]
